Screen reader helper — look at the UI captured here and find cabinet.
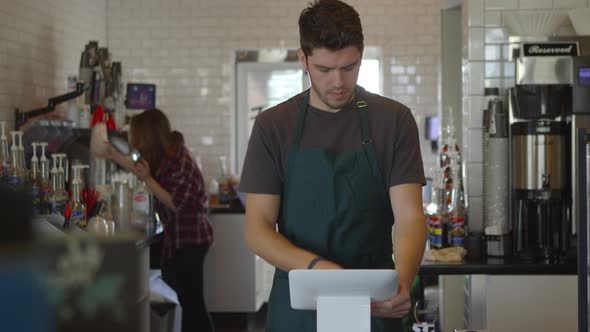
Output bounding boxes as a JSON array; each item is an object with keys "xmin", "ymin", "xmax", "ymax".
[
  {"xmin": 462, "ymin": 275, "xmax": 577, "ymax": 331},
  {"xmin": 203, "ymin": 213, "xmax": 274, "ymax": 312},
  {"xmin": 422, "ymin": 258, "xmax": 578, "ymax": 331}
]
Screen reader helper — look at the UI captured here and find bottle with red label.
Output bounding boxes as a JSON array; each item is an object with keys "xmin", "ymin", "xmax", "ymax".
[
  {"xmin": 217, "ymin": 155, "xmax": 232, "ymax": 206},
  {"xmin": 133, "ymin": 180, "xmax": 151, "ymax": 218},
  {"xmin": 426, "ymin": 169, "xmax": 447, "ymax": 249},
  {"xmin": 132, "ymin": 180, "xmax": 152, "ymax": 234},
  {"xmin": 447, "ymin": 165, "xmax": 467, "ymax": 247}
]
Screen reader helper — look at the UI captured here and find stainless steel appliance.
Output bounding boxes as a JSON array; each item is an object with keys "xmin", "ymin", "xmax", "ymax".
[
  {"xmin": 576, "ymin": 132, "xmax": 590, "ymax": 332},
  {"xmin": 575, "ymin": 65, "xmax": 590, "ymax": 332},
  {"xmin": 482, "ymin": 88, "xmax": 511, "ymax": 256},
  {"xmin": 508, "ymin": 36, "xmax": 590, "ymax": 260}
]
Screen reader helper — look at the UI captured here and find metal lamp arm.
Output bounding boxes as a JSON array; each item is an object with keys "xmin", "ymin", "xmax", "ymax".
[{"xmin": 15, "ymin": 82, "xmax": 88, "ymax": 129}]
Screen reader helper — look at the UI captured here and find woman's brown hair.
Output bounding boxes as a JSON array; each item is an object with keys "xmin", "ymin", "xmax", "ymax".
[{"xmin": 129, "ymin": 108, "xmax": 178, "ymax": 172}]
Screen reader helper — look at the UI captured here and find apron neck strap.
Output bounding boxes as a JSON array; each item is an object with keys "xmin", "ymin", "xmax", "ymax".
[
  {"xmin": 293, "ymin": 91, "xmax": 310, "ymax": 149},
  {"xmin": 294, "ymin": 87, "xmax": 371, "ymax": 148},
  {"xmin": 356, "ymin": 100, "xmax": 372, "ymax": 145}
]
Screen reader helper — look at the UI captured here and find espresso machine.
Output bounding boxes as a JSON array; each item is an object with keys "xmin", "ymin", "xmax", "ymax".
[{"xmin": 509, "ymin": 36, "xmax": 590, "ymax": 261}]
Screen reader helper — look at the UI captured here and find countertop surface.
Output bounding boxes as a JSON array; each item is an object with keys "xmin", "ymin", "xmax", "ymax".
[
  {"xmin": 205, "ymin": 212, "xmax": 578, "ymax": 275},
  {"xmin": 34, "ymin": 214, "xmax": 163, "ymax": 247},
  {"xmin": 419, "ymin": 254, "xmax": 577, "ymax": 275}
]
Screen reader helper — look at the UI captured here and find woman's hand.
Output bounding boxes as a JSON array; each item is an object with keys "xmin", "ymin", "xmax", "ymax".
[
  {"xmin": 133, "ymin": 159, "xmax": 152, "ymax": 181},
  {"xmin": 370, "ymin": 283, "xmax": 412, "ymax": 318}
]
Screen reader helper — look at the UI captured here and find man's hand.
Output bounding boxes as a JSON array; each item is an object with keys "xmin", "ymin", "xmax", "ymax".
[
  {"xmin": 310, "ymin": 259, "xmax": 342, "ymax": 270},
  {"xmin": 370, "ymin": 283, "xmax": 411, "ymax": 318}
]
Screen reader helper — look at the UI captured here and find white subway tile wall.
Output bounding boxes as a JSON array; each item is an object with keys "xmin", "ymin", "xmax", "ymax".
[
  {"xmin": 0, "ymin": 0, "xmax": 107, "ymax": 127},
  {"xmin": 462, "ymin": 0, "xmax": 590, "ymax": 228},
  {"xmin": 0, "ymin": 0, "xmax": 440, "ymax": 189},
  {"xmin": 552, "ymin": 0, "xmax": 588, "ymax": 9},
  {"xmin": 468, "ymin": 0, "xmax": 485, "ymax": 26},
  {"xmin": 106, "ymin": 0, "xmax": 441, "ymax": 179},
  {"xmin": 484, "ymin": 10, "xmax": 502, "ymax": 27},
  {"xmin": 484, "ymin": 0, "xmax": 517, "ymax": 11},
  {"xmin": 468, "ymin": 27, "xmax": 485, "ymax": 61},
  {"xmin": 467, "ymin": 62, "xmax": 485, "ymax": 95},
  {"xmin": 519, "ymin": 0, "xmax": 552, "ymax": 9},
  {"xmin": 467, "ymin": 95, "xmax": 484, "ymax": 128}
]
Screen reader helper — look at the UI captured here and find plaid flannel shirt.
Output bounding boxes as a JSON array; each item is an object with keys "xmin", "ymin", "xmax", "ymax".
[{"xmin": 154, "ymin": 139, "xmax": 213, "ymax": 262}]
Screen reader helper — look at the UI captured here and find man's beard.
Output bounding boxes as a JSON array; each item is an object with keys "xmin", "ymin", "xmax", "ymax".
[{"xmin": 310, "ymin": 83, "xmax": 354, "ymax": 110}]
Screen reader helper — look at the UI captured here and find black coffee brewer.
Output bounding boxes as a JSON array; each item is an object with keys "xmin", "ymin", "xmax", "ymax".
[
  {"xmin": 510, "ymin": 117, "xmax": 569, "ymax": 260},
  {"xmin": 508, "ymin": 37, "xmax": 590, "ymax": 261}
]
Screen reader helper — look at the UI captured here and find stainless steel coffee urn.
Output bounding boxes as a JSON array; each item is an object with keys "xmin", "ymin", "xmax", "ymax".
[
  {"xmin": 508, "ymin": 36, "xmax": 590, "ymax": 260},
  {"xmin": 483, "ymin": 88, "xmax": 511, "ymax": 256}
]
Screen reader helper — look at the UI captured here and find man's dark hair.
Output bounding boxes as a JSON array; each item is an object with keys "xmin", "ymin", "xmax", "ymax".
[{"xmin": 299, "ymin": 0, "xmax": 364, "ymax": 57}]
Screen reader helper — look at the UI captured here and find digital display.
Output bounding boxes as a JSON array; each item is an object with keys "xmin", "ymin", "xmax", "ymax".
[
  {"xmin": 126, "ymin": 83, "xmax": 156, "ymax": 110},
  {"xmin": 425, "ymin": 116, "xmax": 439, "ymax": 141},
  {"xmin": 579, "ymin": 67, "xmax": 590, "ymax": 87}
]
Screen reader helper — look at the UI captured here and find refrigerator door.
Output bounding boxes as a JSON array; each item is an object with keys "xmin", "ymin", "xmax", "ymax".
[
  {"xmin": 577, "ymin": 129, "xmax": 589, "ymax": 332},
  {"xmin": 587, "ymin": 145, "xmax": 590, "ymax": 332},
  {"xmin": 235, "ymin": 62, "xmax": 307, "ymax": 174}
]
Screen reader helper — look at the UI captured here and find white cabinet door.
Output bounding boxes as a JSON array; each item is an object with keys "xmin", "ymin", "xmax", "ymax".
[
  {"xmin": 462, "ymin": 275, "xmax": 577, "ymax": 331},
  {"xmin": 204, "ymin": 213, "xmax": 273, "ymax": 312}
]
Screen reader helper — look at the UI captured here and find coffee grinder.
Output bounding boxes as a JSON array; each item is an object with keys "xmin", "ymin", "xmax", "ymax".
[{"xmin": 508, "ymin": 36, "xmax": 590, "ymax": 261}]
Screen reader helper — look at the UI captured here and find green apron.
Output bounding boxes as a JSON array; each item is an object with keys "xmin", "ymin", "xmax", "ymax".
[{"xmin": 265, "ymin": 88, "xmax": 402, "ymax": 332}]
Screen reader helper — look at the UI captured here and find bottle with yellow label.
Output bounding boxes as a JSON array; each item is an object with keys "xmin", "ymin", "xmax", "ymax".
[{"xmin": 70, "ymin": 165, "xmax": 89, "ymax": 228}]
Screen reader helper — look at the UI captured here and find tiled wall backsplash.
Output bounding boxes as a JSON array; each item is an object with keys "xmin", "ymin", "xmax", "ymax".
[
  {"xmin": 0, "ymin": 0, "xmax": 107, "ymax": 127},
  {"xmin": 106, "ymin": 0, "xmax": 441, "ymax": 180},
  {"xmin": 462, "ymin": 0, "xmax": 590, "ymax": 230},
  {"xmin": 4, "ymin": 0, "xmax": 588, "ymax": 224},
  {"xmin": 0, "ymin": 0, "xmax": 440, "ymax": 185}
]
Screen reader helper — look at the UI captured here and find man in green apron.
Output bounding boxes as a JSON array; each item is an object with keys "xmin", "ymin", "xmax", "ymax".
[{"xmin": 239, "ymin": 1, "xmax": 427, "ymax": 331}]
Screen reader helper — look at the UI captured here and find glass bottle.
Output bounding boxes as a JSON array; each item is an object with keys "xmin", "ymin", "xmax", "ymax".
[
  {"xmin": 38, "ymin": 142, "xmax": 51, "ymax": 214},
  {"xmin": 217, "ymin": 155, "xmax": 231, "ymax": 205},
  {"xmin": 0, "ymin": 121, "xmax": 9, "ymax": 184},
  {"xmin": 208, "ymin": 178, "xmax": 219, "ymax": 207},
  {"xmin": 7, "ymin": 131, "xmax": 25, "ymax": 190},
  {"xmin": 447, "ymin": 165, "xmax": 467, "ymax": 247},
  {"xmin": 70, "ymin": 165, "xmax": 89, "ymax": 228},
  {"xmin": 439, "ymin": 107, "xmax": 462, "ymax": 169},
  {"xmin": 29, "ymin": 143, "xmax": 42, "ymax": 215},
  {"xmin": 426, "ymin": 170, "xmax": 448, "ymax": 249},
  {"xmin": 132, "ymin": 180, "xmax": 152, "ymax": 233},
  {"xmin": 48, "ymin": 155, "xmax": 67, "ymax": 215}
]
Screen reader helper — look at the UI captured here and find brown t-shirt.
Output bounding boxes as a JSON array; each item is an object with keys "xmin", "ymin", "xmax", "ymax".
[{"xmin": 239, "ymin": 87, "xmax": 425, "ymax": 194}]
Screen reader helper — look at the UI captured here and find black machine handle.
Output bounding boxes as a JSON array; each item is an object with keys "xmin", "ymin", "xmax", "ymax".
[
  {"xmin": 14, "ymin": 82, "xmax": 87, "ymax": 129},
  {"xmin": 577, "ymin": 127, "xmax": 589, "ymax": 332}
]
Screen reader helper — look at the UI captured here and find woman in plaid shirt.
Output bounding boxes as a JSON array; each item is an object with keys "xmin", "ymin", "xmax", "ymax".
[{"xmin": 101, "ymin": 108, "xmax": 214, "ymax": 332}]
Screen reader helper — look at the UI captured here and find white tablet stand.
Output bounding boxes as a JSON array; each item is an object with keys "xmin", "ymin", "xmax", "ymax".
[{"xmin": 289, "ymin": 269, "xmax": 398, "ymax": 332}]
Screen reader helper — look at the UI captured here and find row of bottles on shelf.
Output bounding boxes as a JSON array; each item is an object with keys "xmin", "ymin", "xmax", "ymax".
[
  {"xmin": 0, "ymin": 122, "xmax": 51, "ymax": 192},
  {"xmin": 426, "ymin": 108, "xmax": 468, "ymax": 249},
  {"xmin": 0, "ymin": 120, "xmax": 88, "ymax": 228},
  {"xmin": 1, "ymin": 121, "xmax": 152, "ymax": 234}
]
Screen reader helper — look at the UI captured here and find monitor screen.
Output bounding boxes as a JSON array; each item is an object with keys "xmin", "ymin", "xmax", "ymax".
[
  {"xmin": 126, "ymin": 83, "xmax": 156, "ymax": 110},
  {"xmin": 288, "ymin": 269, "xmax": 398, "ymax": 310},
  {"xmin": 579, "ymin": 67, "xmax": 590, "ymax": 87},
  {"xmin": 425, "ymin": 116, "xmax": 440, "ymax": 141}
]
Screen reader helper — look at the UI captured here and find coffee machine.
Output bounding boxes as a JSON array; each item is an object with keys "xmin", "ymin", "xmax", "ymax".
[{"xmin": 508, "ymin": 36, "xmax": 590, "ymax": 261}]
